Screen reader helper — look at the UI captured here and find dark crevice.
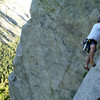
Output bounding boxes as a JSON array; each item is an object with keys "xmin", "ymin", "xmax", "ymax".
[
  {"xmin": 0, "ymin": 10, "xmax": 21, "ymax": 28},
  {"xmin": 0, "ymin": 32, "xmax": 12, "ymax": 42},
  {"xmin": 18, "ymin": 14, "xmax": 27, "ymax": 22},
  {"xmin": 0, "ymin": 1, "xmax": 28, "ymax": 24},
  {"xmin": 59, "ymin": 34, "xmax": 68, "ymax": 49},
  {"xmin": 25, "ymin": 13, "xmax": 30, "ymax": 18},
  {"xmin": 57, "ymin": 54, "xmax": 74, "ymax": 89},
  {"xmin": 0, "ymin": 24, "xmax": 15, "ymax": 37}
]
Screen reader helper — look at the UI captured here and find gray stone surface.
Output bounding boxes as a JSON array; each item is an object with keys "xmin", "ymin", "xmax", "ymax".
[
  {"xmin": 73, "ymin": 57, "xmax": 100, "ymax": 100},
  {"xmin": 9, "ymin": 0, "xmax": 100, "ymax": 100}
]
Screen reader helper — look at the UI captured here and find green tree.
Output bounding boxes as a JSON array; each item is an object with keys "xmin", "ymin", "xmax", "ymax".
[{"xmin": 0, "ymin": 37, "xmax": 19, "ymax": 100}]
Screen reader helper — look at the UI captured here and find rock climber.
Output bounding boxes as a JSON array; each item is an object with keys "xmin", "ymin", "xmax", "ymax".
[{"xmin": 84, "ymin": 17, "xmax": 100, "ymax": 71}]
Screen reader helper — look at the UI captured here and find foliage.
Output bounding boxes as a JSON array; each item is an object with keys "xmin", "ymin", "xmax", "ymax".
[
  {"xmin": 83, "ymin": 72, "xmax": 88, "ymax": 78},
  {"xmin": 0, "ymin": 39, "xmax": 19, "ymax": 100}
]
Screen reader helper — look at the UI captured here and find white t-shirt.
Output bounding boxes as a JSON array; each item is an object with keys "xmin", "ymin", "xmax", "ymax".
[{"xmin": 87, "ymin": 23, "xmax": 100, "ymax": 41}]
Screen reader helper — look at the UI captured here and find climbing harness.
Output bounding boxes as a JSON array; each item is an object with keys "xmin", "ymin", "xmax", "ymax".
[{"xmin": 82, "ymin": 39, "xmax": 97, "ymax": 55}]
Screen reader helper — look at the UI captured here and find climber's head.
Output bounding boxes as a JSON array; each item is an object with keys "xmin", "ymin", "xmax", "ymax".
[{"xmin": 97, "ymin": 17, "xmax": 100, "ymax": 23}]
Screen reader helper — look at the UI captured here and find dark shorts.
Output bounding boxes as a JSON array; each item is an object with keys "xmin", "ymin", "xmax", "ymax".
[{"xmin": 86, "ymin": 39, "xmax": 97, "ymax": 53}]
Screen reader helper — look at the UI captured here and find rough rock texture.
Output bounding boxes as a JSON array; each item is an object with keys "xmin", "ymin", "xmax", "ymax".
[
  {"xmin": 9, "ymin": 0, "xmax": 100, "ymax": 100},
  {"xmin": 0, "ymin": 0, "xmax": 31, "ymax": 44},
  {"xmin": 73, "ymin": 56, "xmax": 100, "ymax": 100}
]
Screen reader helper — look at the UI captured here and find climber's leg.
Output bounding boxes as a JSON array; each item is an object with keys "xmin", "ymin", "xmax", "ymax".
[
  {"xmin": 84, "ymin": 54, "xmax": 90, "ymax": 71},
  {"xmin": 89, "ymin": 44, "xmax": 96, "ymax": 66}
]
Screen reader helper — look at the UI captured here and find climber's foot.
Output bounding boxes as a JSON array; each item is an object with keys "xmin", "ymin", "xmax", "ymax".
[
  {"xmin": 84, "ymin": 66, "xmax": 90, "ymax": 71},
  {"xmin": 90, "ymin": 61, "xmax": 96, "ymax": 67}
]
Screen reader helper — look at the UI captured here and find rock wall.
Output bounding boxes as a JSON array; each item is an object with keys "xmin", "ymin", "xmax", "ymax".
[
  {"xmin": 9, "ymin": 0, "xmax": 100, "ymax": 100},
  {"xmin": 73, "ymin": 56, "xmax": 100, "ymax": 100}
]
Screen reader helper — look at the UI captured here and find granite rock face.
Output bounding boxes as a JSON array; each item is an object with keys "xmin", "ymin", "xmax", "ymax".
[
  {"xmin": 73, "ymin": 56, "xmax": 100, "ymax": 100},
  {"xmin": 9, "ymin": 0, "xmax": 100, "ymax": 100}
]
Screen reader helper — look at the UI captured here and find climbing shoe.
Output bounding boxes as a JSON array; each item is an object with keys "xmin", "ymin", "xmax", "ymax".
[
  {"xmin": 84, "ymin": 66, "xmax": 90, "ymax": 71},
  {"xmin": 90, "ymin": 61, "xmax": 96, "ymax": 67}
]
